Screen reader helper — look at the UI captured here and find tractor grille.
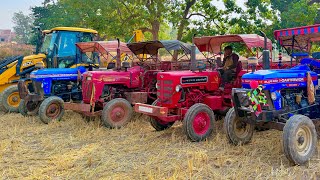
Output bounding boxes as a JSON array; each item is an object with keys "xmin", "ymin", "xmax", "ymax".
[{"xmin": 157, "ymin": 80, "xmax": 173, "ymax": 103}]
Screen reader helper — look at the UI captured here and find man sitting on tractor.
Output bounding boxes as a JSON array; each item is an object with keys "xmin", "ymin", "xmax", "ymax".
[{"xmin": 219, "ymin": 46, "xmax": 239, "ymax": 87}]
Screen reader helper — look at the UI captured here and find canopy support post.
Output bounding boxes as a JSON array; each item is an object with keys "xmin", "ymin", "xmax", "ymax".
[
  {"xmin": 191, "ymin": 35, "xmax": 196, "ymax": 72},
  {"xmin": 278, "ymin": 40, "xmax": 282, "ymax": 68},
  {"xmin": 291, "ymin": 35, "xmax": 295, "ymax": 67}
]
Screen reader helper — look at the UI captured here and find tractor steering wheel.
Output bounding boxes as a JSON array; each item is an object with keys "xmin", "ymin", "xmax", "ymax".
[
  {"xmin": 88, "ymin": 63, "xmax": 99, "ymax": 69},
  {"xmin": 207, "ymin": 58, "xmax": 216, "ymax": 65}
]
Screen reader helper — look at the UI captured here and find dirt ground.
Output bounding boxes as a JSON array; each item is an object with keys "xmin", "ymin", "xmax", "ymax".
[{"xmin": 0, "ymin": 111, "xmax": 320, "ymax": 179}]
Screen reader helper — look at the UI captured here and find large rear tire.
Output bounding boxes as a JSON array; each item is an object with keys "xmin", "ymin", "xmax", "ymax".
[
  {"xmin": 283, "ymin": 115, "xmax": 317, "ymax": 165},
  {"xmin": 149, "ymin": 99, "xmax": 174, "ymax": 131},
  {"xmin": 101, "ymin": 98, "xmax": 133, "ymax": 128},
  {"xmin": 38, "ymin": 96, "xmax": 64, "ymax": 124},
  {"xmin": 183, "ymin": 103, "xmax": 214, "ymax": 142},
  {"xmin": 224, "ymin": 107, "xmax": 254, "ymax": 145},
  {"xmin": 0, "ymin": 85, "xmax": 20, "ymax": 113}
]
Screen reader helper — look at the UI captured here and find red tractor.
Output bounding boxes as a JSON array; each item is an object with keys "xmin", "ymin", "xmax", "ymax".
[
  {"xmin": 46, "ymin": 40, "xmax": 191, "ymax": 128},
  {"xmin": 134, "ymin": 34, "xmax": 273, "ymax": 141}
]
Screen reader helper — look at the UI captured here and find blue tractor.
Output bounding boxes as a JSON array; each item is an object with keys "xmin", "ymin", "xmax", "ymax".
[
  {"xmin": 18, "ymin": 40, "xmax": 132, "ymax": 123},
  {"xmin": 18, "ymin": 66, "xmax": 87, "ymax": 120},
  {"xmin": 225, "ymin": 25, "xmax": 320, "ymax": 165}
]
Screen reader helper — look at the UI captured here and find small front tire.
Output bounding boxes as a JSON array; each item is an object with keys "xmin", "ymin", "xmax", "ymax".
[
  {"xmin": 149, "ymin": 99, "xmax": 174, "ymax": 131},
  {"xmin": 224, "ymin": 107, "xmax": 254, "ymax": 145},
  {"xmin": 19, "ymin": 99, "xmax": 40, "ymax": 116},
  {"xmin": 18, "ymin": 99, "xmax": 28, "ymax": 116},
  {"xmin": 183, "ymin": 103, "xmax": 214, "ymax": 142},
  {"xmin": 101, "ymin": 98, "xmax": 133, "ymax": 128},
  {"xmin": 283, "ymin": 115, "xmax": 317, "ymax": 165},
  {"xmin": 38, "ymin": 96, "xmax": 64, "ymax": 124}
]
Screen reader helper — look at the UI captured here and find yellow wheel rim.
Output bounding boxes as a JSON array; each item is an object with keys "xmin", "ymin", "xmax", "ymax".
[
  {"xmin": 7, "ymin": 92, "xmax": 20, "ymax": 107},
  {"xmin": 295, "ymin": 125, "xmax": 312, "ymax": 157}
]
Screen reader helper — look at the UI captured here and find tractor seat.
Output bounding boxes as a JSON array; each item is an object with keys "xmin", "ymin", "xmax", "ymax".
[{"xmin": 231, "ymin": 61, "xmax": 243, "ymax": 79}]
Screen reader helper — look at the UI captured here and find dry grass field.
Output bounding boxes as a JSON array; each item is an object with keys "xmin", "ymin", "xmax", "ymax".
[
  {"xmin": 0, "ymin": 43, "xmax": 34, "ymax": 60},
  {"xmin": 0, "ymin": 111, "xmax": 320, "ymax": 179}
]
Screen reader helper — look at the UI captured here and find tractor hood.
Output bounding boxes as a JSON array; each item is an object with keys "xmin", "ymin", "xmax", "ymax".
[
  {"xmin": 242, "ymin": 65, "xmax": 318, "ymax": 91},
  {"xmin": 83, "ymin": 66, "xmax": 144, "ymax": 88},
  {"xmin": 157, "ymin": 70, "xmax": 220, "ymax": 91},
  {"xmin": 30, "ymin": 66, "xmax": 86, "ymax": 81}
]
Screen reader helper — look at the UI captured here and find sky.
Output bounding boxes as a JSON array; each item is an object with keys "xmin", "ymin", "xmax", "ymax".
[{"xmin": 0, "ymin": 0, "xmax": 43, "ymax": 29}]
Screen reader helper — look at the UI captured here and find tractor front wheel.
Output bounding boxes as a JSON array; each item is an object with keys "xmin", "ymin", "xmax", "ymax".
[
  {"xmin": 101, "ymin": 98, "xmax": 133, "ymax": 128},
  {"xmin": 149, "ymin": 99, "xmax": 174, "ymax": 131},
  {"xmin": 183, "ymin": 103, "xmax": 214, "ymax": 142},
  {"xmin": 0, "ymin": 85, "xmax": 20, "ymax": 113},
  {"xmin": 224, "ymin": 107, "xmax": 254, "ymax": 145},
  {"xmin": 283, "ymin": 115, "xmax": 317, "ymax": 165},
  {"xmin": 19, "ymin": 99, "xmax": 40, "ymax": 116},
  {"xmin": 38, "ymin": 96, "xmax": 64, "ymax": 124}
]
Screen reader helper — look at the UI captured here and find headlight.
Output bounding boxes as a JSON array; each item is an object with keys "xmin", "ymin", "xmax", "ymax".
[
  {"xmin": 41, "ymin": 83, "xmax": 44, "ymax": 88},
  {"xmin": 86, "ymin": 76, "xmax": 92, "ymax": 81},
  {"xmin": 271, "ymin": 92, "xmax": 277, "ymax": 100},
  {"xmin": 156, "ymin": 83, "xmax": 159, "ymax": 89},
  {"xmin": 175, "ymin": 85, "xmax": 182, "ymax": 92},
  {"xmin": 237, "ymin": 91, "xmax": 249, "ymax": 107}
]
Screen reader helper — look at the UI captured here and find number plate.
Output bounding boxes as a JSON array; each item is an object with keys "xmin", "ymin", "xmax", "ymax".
[{"xmin": 138, "ymin": 106, "xmax": 153, "ymax": 113}]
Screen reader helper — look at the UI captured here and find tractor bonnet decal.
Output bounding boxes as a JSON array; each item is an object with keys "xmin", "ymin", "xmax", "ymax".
[
  {"xmin": 181, "ymin": 76, "xmax": 208, "ymax": 84},
  {"xmin": 242, "ymin": 77, "xmax": 317, "ymax": 84}
]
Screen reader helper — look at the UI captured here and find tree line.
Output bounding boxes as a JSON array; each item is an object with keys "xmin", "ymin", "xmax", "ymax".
[{"xmin": 12, "ymin": 0, "xmax": 320, "ymax": 45}]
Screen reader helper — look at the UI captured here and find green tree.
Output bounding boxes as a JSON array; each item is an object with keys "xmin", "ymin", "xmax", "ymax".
[
  {"xmin": 280, "ymin": 0, "xmax": 319, "ymax": 28},
  {"xmin": 31, "ymin": 0, "xmax": 170, "ymax": 41},
  {"xmin": 12, "ymin": 12, "xmax": 34, "ymax": 44},
  {"xmin": 270, "ymin": 0, "xmax": 319, "ymax": 29}
]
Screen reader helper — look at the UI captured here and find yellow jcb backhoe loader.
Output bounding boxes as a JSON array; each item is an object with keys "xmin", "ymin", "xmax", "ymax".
[{"xmin": 0, "ymin": 27, "xmax": 98, "ymax": 112}]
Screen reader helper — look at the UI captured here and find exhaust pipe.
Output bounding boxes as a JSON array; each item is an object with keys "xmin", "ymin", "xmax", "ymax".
[
  {"xmin": 116, "ymin": 38, "xmax": 121, "ymax": 71},
  {"xmin": 191, "ymin": 34, "xmax": 196, "ymax": 72},
  {"xmin": 259, "ymin": 31, "xmax": 270, "ymax": 69}
]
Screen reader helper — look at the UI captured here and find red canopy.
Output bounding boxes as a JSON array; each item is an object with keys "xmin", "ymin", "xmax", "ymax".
[
  {"xmin": 274, "ymin": 24, "xmax": 320, "ymax": 51},
  {"xmin": 76, "ymin": 41, "xmax": 133, "ymax": 55},
  {"xmin": 194, "ymin": 34, "xmax": 272, "ymax": 54}
]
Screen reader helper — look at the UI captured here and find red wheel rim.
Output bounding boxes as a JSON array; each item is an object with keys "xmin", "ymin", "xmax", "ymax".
[
  {"xmin": 109, "ymin": 106, "xmax": 127, "ymax": 123},
  {"xmin": 192, "ymin": 112, "xmax": 210, "ymax": 135},
  {"xmin": 46, "ymin": 103, "xmax": 61, "ymax": 119}
]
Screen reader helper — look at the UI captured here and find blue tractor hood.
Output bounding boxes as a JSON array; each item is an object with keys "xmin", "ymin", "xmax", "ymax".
[
  {"xmin": 30, "ymin": 66, "xmax": 86, "ymax": 81},
  {"xmin": 242, "ymin": 65, "xmax": 318, "ymax": 91}
]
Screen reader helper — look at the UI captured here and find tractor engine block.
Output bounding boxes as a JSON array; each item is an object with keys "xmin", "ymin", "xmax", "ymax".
[
  {"xmin": 180, "ymin": 88, "xmax": 206, "ymax": 109},
  {"xmin": 52, "ymin": 81, "xmax": 82, "ymax": 102},
  {"xmin": 281, "ymin": 89, "xmax": 320, "ymax": 119}
]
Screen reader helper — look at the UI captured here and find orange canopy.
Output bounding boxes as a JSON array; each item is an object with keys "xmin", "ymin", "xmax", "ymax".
[{"xmin": 76, "ymin": 41, "xmax": 133, "ymax": 55}]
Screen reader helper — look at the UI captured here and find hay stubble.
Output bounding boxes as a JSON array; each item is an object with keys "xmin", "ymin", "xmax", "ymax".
[{"xmin": 0, "ymin": 111, "xmax": 319, "ymax": 179}]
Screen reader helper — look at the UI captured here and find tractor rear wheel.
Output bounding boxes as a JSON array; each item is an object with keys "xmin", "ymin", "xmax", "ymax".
[
  {"xmin": 101, "ymin": 98, "xmax": 132, "ymax": 128},
  {"xmin": 283, "ymin": 115, "xmax": 317, "ymax": 165},
  {"xmin": 183, "ymin": 103, "xmax": 214, "ymax": 142},
  {"xmin": 224, "ymin": 107, "xmax": 254, "ymax": 145},
  {"xmin": 39, "ymin": 96, "xmax": 64, "ymax": 124},
  {"xmin": 149, "ymin": 99, "xmax": 174, "ymax": 131},
  {"xmin": 0, "ymin": 85, "xmax": 20, "ymax": 113},
  {"xmin": 19, "ymin": 99, "xmax": 40, "ymax": 116}
]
